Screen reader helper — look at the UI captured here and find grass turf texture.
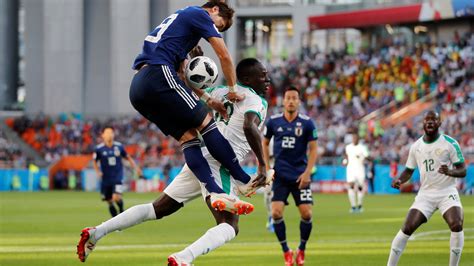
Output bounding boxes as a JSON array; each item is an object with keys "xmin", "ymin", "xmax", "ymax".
[{"xmin": 0, "ymin": 192, "xmax": 472, "ymax": 265}]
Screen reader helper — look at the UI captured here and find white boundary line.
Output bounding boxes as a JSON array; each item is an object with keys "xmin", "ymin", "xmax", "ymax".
[{"xmin": 1, "ymin": 228, "xmax": 472, "ymax": 253}]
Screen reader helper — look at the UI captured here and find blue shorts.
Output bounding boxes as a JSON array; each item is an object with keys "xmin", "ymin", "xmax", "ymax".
[
  {"xmin": 272, "ymin": 177, "xmax": 313, "ymax": 206},
  {"xmin": 129, "ymin": 64, "xmax": 208, "ymax": 140}
]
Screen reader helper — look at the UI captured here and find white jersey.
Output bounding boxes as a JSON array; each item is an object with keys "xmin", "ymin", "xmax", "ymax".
[
  {"xmin": 206, "ymin": 84, "xmax": 268, "ymax": 161},
  {"xmin": 406, "ymin": 134, "xmax": 465, "ymax": 194},
  {"xmin": 345, "ymin": 142, "xmax": 369, "ymax": 173}
]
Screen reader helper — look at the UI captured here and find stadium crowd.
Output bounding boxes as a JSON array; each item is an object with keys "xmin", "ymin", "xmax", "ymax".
[{"xmin": 2, "ymin": 35, "xmax": 473, "ymax": 169}]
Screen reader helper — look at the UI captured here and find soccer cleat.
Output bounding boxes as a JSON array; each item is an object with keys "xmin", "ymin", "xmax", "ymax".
[
  {"xmin": 283, "ymin": 250, "xmax": 294, "ymax": 266},
  {"xmin": 210, "ymin": 193, "xmax": 254, "ymax": 215},
  {"xmin": 349, "ymin": 207, "xmax": 358, "ymax": 213},
  {"xmin": 76, "ymin": 227, "xmax": 97, "ymax": 262},
  {"xmin": 167, "ymin": 254, "xmax": 193, "ymax": 266},
  {"xmin": 296, "ymin": 249, "xmax": 305, "ymax": 266},
  {"xmin": 237, "ymin": 169, "xmax": 275, "ymax": 197}
]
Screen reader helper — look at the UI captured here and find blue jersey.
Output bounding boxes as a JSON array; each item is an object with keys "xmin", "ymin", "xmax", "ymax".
[
  {"xmin": 133, "ymin": 6, "xmax": 222, "ymax": 71},
  {"xmin": 93, "ymin": 142, "xmax": 128, "ymax": 185},
  {"xmin": 264, "ymin": 113, "xmax": 318, "ymax": 182}
]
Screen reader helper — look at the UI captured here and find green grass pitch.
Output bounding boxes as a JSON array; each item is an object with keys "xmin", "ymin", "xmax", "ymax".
[{"xmin": 0, "ymin": 192, "xmax": 472, "ymax": 265}]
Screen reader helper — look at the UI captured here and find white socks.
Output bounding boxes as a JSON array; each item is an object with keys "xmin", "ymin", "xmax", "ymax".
[
  {"xmin": 94, "ymin": 203, "xmax": 156, "ymax": 241},
  {"xmin": 174, "ymin": 223, "xmax": 236, "ymax": 263},
  {"xmin": 356, "ymin": 188, "xmax": 364, "ymax": 207},
  {"xmin": 387, "ymin": 230, "xmax": 410, "ymax": 266},
  {"xmin": 347, "ymin": 188, "xmax": 356, "ymax": 207},
  {"xmin": 449, "ymin": 231, "xmax": 464, "ymax": 266}
]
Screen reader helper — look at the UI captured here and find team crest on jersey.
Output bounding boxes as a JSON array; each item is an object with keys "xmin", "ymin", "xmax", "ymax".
[
  {"xmin": 114, "ymin": 147, "xmax": 120, "ymax": 157},
  {"xmin": 295, "ymin": 126, "xmax": 303, "ymax": 137}
]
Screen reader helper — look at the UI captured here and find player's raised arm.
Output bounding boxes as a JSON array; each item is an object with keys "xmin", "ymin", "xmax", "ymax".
[
  {"xmin": 243, "ymin": 112, "xmax": 266, "ymax": 185},
  {"xmin": 208, "ymin": 37, "xmax": 243, "ymax": 102}
]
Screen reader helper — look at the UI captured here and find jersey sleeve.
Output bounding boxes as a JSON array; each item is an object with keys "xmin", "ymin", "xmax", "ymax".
[
  {"xmin": 263, "ymin": 119, "xmax": 274, "ymax": 139},
  {"xmin": 93, "ymin": 147, "xmax": 100, "ymax": 161},
  {"xmin": 243, "ymin": 97, "xmax": 264, "ymax": 123},
  {"xmin": 191, "ymin": 8, "xmax": 222, "ymax": 40},
  {"xmin": 120, "ymin": 145, "xmax": 128, "ymax": 158},
  {"xmin": 447, "ymin": 139, "xmax": 465, "ymax": 165},
  {"xmin": 405, "ymin": 144, "xmax": 417, "ymax": 170},
  {"xmin": 305, "ymin": 120, "xmax": 318, "ymax": 142}
]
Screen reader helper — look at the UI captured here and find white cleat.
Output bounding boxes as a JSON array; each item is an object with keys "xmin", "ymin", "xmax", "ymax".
[
  {"xmin": 210, "ymin": 193, "xmax": 254, "ymax": 215},
  {"xmin": 237, "ymin": 169, "xmax": 275, "ymax": 197},
  {"xmin": 167, "ymin": 254, "xmax": 193, "ymax": 266},
  {"xmin": 76, "ymin": 227, "xmax": 97, "ymax": 262}
]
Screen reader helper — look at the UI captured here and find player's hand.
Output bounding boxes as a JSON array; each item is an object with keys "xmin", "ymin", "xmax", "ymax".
[
  {"xmin": 252, "ymin": 165, "xmax": 268, "ymax": 188},
  {"xmin": 391, "ymin": 178, "xmax": 401, "ymax": 189},
  {"xmin": 207, "ymin": 98, "xmax": 229, "ymax": 120},
  {"xmin": 297, "ymin": 171, "xmax": 311, "ymax": 189},
  {"xmin": 189, "ymin": 45, "xmax": 203, "ymax": 58},
  {"xmin": 97, "ymin": 171, "xmax": 103, "ymax": 178},
  {"xmin": 227, "ymin": 91, "xmax": 245, "ymax": 102},
  {"xmin": 438, "ymin": 165, "xmax": 450, "ymax": 175},
  {"xmin": 342, "ymin": 158, "xmax": 348, "ymax": 166}
]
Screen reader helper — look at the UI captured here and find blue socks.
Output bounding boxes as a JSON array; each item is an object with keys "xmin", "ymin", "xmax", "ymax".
[
  {"xmin": 108, "ymin": 203, "xmax": 118, "ymax": 217},
  {"xmin": 299, "ymin": 219, "xmax": 312, "ymax": 250},
  {"xmin": 116, "ymin": 199, "xmax": 124, "ymax": 213},
  {"xmin": 200, "ymin": 121, "xmax": 251, "ymax": 184},
  {"xmin": 273, "ymin": 218, "xmax": 289, "ymax": 252},
  {"xmin": 182, "ymin": 138, "xmax": 225, "ymax": 194}
]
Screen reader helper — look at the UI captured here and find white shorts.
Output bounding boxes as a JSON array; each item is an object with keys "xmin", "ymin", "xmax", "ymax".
[
  {"xmin": 163, "ymin": 149, "xmax": 240, "ymax": 204},
  {"xmin": 346, "ymin": 170, "xmax": 365, "ymax": 185},
  {"xmin": 410, "ymin": 191, "xmax": 463, "ymax": 220}
]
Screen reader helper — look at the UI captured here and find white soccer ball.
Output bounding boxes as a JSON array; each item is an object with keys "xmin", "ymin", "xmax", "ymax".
[{"xmin": 185, "ymin": 56, "xmax": 219, "ymax": 89}]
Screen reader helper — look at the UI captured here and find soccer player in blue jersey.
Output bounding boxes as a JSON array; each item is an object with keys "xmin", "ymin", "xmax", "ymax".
[
  {"xmin": 77, "ymin": 58, "xmax": 272, "ymax": 265},
  {"xmin": 129, "ymin": 0, "xmax": 267, "ymax": 209},
  {"xmin": 92, "ymin": 127, "xmax": 142, "ymax": 217},
  {"xmin": 263, "ymin": 86, "xmax": 318, "ymax": 266}
]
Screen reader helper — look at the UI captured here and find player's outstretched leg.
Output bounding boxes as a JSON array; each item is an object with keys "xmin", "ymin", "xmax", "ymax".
[
  {"xmin": 181, "ymin": 138, "xmax": 226, "ymax": 194},
  {"xmin": 168, "ymin": 197, "xmax": 238, "ymax": 265},
  {"xmin": 347, "ymin": 183, "xmax": 357, "ymax": 213},
  {"xmin": 199, "ymin": 120, "xmax": 251, "ymax": 184}
]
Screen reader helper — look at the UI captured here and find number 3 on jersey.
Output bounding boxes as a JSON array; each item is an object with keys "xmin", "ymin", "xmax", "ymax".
[{"xmin": 145, "ymin": 14, "xmax": 178, "ymax": 43}]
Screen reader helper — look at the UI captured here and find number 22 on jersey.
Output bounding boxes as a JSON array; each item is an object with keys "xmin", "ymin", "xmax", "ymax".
[{"xmin": 145, "ymin": 14, "xmax": 178, "ymax": 43}]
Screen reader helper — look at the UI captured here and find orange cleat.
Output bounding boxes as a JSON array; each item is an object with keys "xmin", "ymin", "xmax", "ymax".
[
  {"xmin": 167, "ymin": 254, "xmax": 193, "ymax": 266},
  {"xmin": 284, "ymin": 250, "xmax": 294, "ymax": 266},
  {"xmin": 76, "ymin": 227, "xmax": 97, "ymax": 262},
  {"xmin": 296, "ymin": 249, "xmax": 305, "ymax": 266},
  {"xmin": 210, "ymin": 193, "xmax": 254, "ymax": 215}
]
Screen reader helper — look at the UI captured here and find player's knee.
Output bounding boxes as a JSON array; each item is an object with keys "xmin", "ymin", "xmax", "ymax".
[
  {"xmin": 348, "ymin": 183, "xmax": 355, "ymax": 189},
  {"xmin": 271, "ymin": 210, "xmax": 283, "ymax": 220},
  {"xmin": 179, "ymin": 130, "xmax": 198, "ymax": 144},
  {"xmin": 449, "ymin": 220, "xmax": 463, "ymax": 232},
  {"xmin": 300, "ymin": 211, "xmax": 312, "ymax": 221}
]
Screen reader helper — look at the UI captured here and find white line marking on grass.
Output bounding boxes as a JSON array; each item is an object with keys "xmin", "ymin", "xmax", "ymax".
[
  {"xmin": 410, "ymin": 228, "xmax": 474, "ymax": 241},
  {"xmin": 1, "ymin": 229, "xmax": 472, "ymax": 253}
]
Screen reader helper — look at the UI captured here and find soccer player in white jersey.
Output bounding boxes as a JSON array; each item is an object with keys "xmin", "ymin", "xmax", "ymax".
[
  {"xmin": 77, "ymin": 58, "xmax": 272, "ymax": 266},
  {"xmin": 387, "ymin": 111, "xmax": 466, "ymax": 266},
  {"xmin": 343, "ymin": 132, "xmax": 369, "ymax": 213}
]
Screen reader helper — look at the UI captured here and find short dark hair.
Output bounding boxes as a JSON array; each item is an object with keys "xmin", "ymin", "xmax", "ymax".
[
  {"xmin": 236, "ymin": 58, "xmax": 260, "ymax": 81},
  {"xmin": 202, "ymin": 0, "xmax": 235, "ymax": 32},
  {"xmin": 102, "ymin": 126, "xmax": 114, "ymax": 133},
  {"xmin": 284, "ymin": 86, "xmax": 300, "ymax": 96}
]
